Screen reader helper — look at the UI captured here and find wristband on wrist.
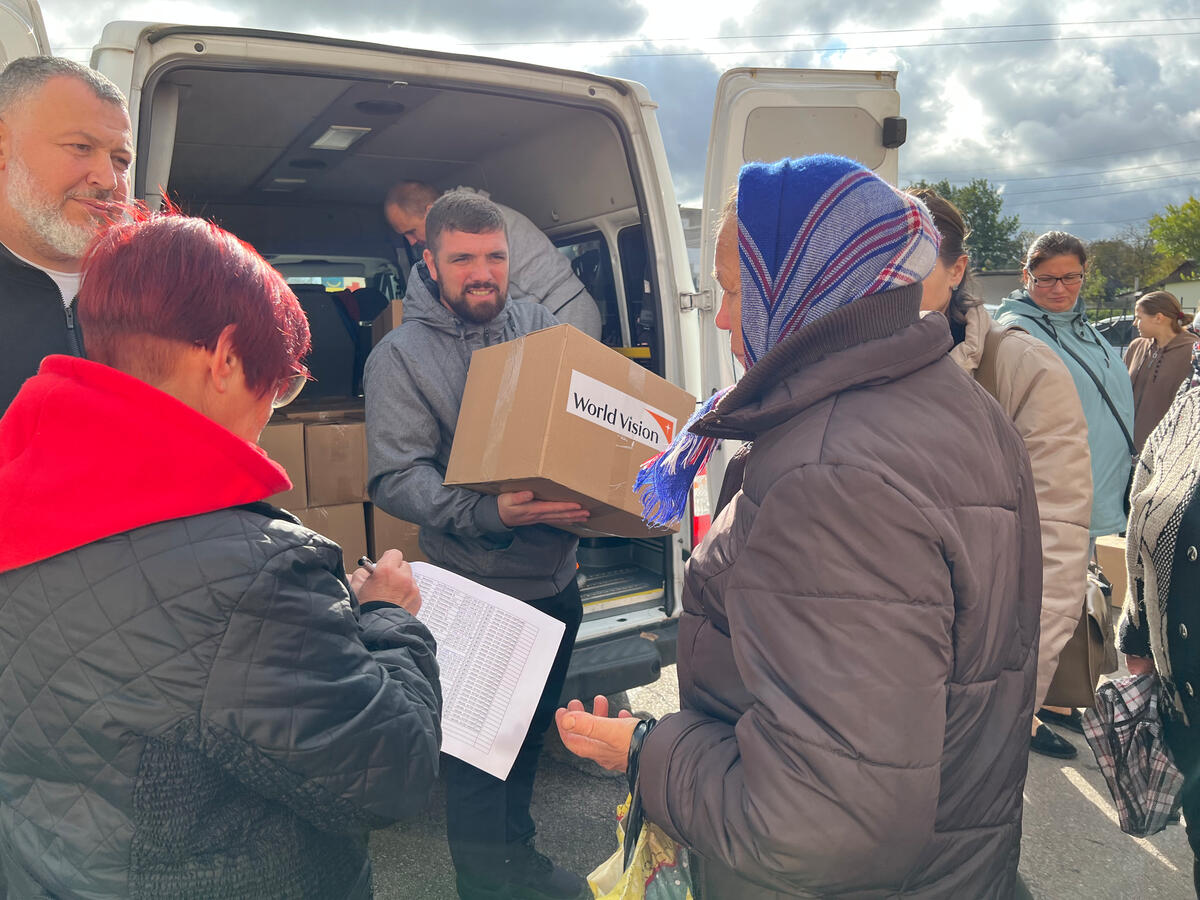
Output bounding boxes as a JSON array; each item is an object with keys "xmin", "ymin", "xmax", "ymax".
[{"xmin": 626, "ymin": 716, "xmax": 657, "ymax": 792}]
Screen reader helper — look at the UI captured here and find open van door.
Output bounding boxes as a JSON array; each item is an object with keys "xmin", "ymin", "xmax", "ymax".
[
  {"xmin": 693, "ymin": 67, "xmax": 904, "ymax": 504},
  {"xmin": 0, "ymin": 1, "xmax": 48, "ymax": 64}
]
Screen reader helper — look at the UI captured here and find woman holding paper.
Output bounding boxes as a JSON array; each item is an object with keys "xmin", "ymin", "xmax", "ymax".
[
  {"xmin": 557, "ymin": 156, "xmax": 1042, "ymax": 898},
  {"xmin": 0, "ymin": 211, "xmax": 441, "ymax": 900}
]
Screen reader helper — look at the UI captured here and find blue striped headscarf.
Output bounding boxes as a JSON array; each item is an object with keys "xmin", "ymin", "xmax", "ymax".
[{"xmin": 635, "ymin": 155, "xmax": 939, "ymax": 527}]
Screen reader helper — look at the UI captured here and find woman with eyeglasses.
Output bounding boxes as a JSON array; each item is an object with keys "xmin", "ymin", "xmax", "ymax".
[
  {"xmin": 994, "ymin": 232, "xmax": 1135, "ymax": 735},
  {"xmin": 0, "ymin": 213, "xmax": 442, "ymax": 899}
]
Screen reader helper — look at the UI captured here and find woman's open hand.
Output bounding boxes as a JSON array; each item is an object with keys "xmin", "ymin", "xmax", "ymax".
[{"xmin": 555, "ymin": 695, "xmax": 639, "ymax": 772}]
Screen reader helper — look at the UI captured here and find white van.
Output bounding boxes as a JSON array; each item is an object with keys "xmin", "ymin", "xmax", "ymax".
[{"xmin": 2, "ymin": 2, "xmax": 907, "ymax": 699}]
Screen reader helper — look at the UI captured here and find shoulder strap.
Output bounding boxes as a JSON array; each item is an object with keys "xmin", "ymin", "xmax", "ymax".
[
  {"xmin": 1027, "ymin": 315, "xmax": 1136, "ymax": 456},
  {"xmin": 974, "ymin": 323, "xmax": 1010, "ymax": 397}
]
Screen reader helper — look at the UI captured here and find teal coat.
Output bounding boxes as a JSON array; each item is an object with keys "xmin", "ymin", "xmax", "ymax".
[{"xmin": 995, "ymin": 291, "xmax": 1134, "ymax": 537}]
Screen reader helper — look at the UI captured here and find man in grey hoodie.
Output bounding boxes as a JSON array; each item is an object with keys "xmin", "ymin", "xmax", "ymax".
[
  {"xmin": 385, "ymin": 180, "xmax": 603, "ymax": 339},
  {"xmin": 364, "ymin": 191, "xmax": 590, "ymax": 900}
]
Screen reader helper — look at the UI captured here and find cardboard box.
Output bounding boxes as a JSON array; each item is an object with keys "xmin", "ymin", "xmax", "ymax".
[
  {"xmin": 371, "ymin": 299, "xmax": 405, "ymax": 347},
  {"xmin": 305, "ymin": 420, "xmax": 369, "ymax": 507},
  {"xmin": 294, "ymin": 503, "xmax": 368, "ymax": 573},
  {"xmin": 258, "ymin": 421, "xmax": 308, "ymax": 510},
  {"xmin": 1095, "ymin": 534, "xmax": 1128, "ymax": 609},
  {"xmin": 368, "ymin": 505, "xmax": 428, "ymax": 563},
  {"xmin": 444, "ymin": 324, "xmax": 696, "ymax": 538}
]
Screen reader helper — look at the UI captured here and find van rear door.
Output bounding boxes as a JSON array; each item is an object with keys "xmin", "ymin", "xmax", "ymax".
[
  {"xmin": 0, "ymin": 1, "xmax": 49, "ymax": 63},
  {"xmin": 695, "ymin": 67, "xmax": 903, "ymax": 492}
]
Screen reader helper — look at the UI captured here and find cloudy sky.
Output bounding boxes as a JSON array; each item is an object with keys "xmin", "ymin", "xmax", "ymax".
[{"xmin": 43, "ymin": 0, "xmax": 1200, "ymax": 242}]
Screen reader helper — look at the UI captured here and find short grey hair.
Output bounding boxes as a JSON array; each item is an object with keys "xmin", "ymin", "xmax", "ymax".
[
  {"xmin": 425, "ymin": 190, "xmax": 508, "ymax": 256},
  {"xmin": 0, "ymin": 56, "xmax": 127, "ymax": 117}
]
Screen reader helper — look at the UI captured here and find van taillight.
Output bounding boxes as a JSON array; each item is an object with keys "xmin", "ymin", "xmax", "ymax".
[{"xmin": 691, "ymin": 464, "xmax": 712, "ymax": 546}]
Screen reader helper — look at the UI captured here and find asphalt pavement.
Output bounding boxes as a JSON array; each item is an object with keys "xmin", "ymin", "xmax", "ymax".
[{"xmin": 370, "ymin": 665, "xmax": 1194, "ymax": 899}]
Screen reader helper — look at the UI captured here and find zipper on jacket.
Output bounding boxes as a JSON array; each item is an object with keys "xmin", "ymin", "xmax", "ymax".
[{"xmin": 64, "ymin": 302, "xmax": 84, "ymax": 357}]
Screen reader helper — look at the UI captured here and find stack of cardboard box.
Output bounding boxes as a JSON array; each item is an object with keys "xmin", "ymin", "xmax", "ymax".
[{"xmin": 258, "ymin": 406, "xmax": 425, "ymax": 572}]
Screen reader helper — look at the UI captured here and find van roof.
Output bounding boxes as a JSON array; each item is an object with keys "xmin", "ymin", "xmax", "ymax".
[{"xmin": 114, "ymin": 23, "xmax": 634, "ymax": 96}]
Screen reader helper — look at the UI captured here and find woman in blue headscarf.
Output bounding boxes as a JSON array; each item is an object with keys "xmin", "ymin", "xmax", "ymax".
[{"xmin": 557, "ymin": 156, "xmax": 1044, "ymax": 898}]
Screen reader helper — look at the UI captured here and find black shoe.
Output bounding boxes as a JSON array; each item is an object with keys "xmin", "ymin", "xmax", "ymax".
[
  {"xmin": 1031, "ymin": 724, "xmax": 1078, "ymax": 759},
  {"xmin": 455, "ymin": 867, "xmax": 510, "ymax": 900},
  {"xmin": 504, "ymin": 839, "xmax": 589, "ymax": 900},
  {"xmin": 1038, "ymin": 707, "xmax": 1085, "ymax": 734}
]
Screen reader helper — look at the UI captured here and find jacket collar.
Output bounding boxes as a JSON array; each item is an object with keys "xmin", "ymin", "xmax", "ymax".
[
  {"xmin": 949, "ymin": 303, "xmax": 994, "ymax": 374},
  {"xmin": 0, "ymin": 356, "xmax": 290, "ymax": 571},
  {"xmin": 693, "ymin": 283, "xmax": 950, "ymax": 439}
]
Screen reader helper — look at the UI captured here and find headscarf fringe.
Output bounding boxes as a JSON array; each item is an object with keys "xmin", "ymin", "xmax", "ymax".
[{"xmin": 634, "ymin": 389, "xmax": 728, "ymax": 527}]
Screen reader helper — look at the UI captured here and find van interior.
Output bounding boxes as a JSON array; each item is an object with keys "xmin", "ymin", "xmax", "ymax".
[{"xmin": 137, "ymin": 62, "xmax": 676, "ymax": 643}]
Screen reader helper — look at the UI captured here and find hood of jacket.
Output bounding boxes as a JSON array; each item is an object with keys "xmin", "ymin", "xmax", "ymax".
[
  {"xmin": 694, "ymin": 283, "xmax": 948, "ymax": 440},
  {"xmin": 994, "ymin": 287, "xmax": 1087, "ymax": 325},
  {"xmin": 0, "ymin": 355, "xmax": 289, "ymax": 572}
]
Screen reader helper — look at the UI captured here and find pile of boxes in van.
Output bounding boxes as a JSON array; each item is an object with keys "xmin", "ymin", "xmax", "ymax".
[{"xmin": 258, "ymin": 404, "xmax": 425, "ymax": 571}]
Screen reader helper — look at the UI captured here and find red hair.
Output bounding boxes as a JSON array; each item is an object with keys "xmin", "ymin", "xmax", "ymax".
[{"xmin": 76, "ymin": 211, "xmax": 310, "ymax": 394}]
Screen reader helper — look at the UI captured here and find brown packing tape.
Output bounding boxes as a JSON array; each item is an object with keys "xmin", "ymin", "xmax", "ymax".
[{"xmin": 480, "ymin": 339, "xmax": 526, "ymax": 483}]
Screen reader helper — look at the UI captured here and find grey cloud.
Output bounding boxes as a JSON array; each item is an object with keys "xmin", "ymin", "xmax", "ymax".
[{"xmin": 592, "ymin": 45, "xmax": 722, "ymax": 204}]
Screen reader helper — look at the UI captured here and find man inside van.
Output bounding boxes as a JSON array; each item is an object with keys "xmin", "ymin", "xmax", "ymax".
[
  {"xmin": 0, "ymin": 56, "xmax": 132, "ymax": 415},
  {"xmin": 365, "ymin": 191, "xmax": 590, "ymax": 900},
  {"xmin": 384, "ymin": 180, "xmax": 603, "ymax": 340}
]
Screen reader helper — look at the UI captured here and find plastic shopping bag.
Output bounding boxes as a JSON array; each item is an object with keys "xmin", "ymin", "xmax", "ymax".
[{"xmin": 588, "ymin": 791, "xmax": 694, "ymax": 900}]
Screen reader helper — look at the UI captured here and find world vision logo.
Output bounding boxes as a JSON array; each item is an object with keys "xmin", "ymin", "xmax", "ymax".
[{"xmin": 566, "ymin": 370, "xmax": 678, "ymax": 452}]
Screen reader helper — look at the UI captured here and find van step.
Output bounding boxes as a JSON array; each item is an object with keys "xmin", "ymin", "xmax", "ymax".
[
  {"xmin": 578, "ymin": 564, "xmax": 663, "ymax": 610},
  {"xmin": 560, "ymin": 619, "xmax": 678, "ymax": 703}
]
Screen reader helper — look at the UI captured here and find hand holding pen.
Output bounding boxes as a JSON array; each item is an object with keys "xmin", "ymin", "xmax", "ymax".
[{"xmin": 350, "ymin": 549, "xmax": 422, "ymax": 614}]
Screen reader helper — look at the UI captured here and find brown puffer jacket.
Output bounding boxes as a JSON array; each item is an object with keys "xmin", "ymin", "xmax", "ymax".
[{"xmin": 637, "ymin": 286, "xmax": 1042, "ymax": 898}]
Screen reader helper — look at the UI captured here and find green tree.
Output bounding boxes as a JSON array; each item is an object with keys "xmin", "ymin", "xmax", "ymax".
[
  {"xmin": 906, "ymin": 178, "xmax": 1023, "ymax": 269},
  {"xmin": 1149, "ymin": 196, "xmax": 1200, "ymax": 261}
]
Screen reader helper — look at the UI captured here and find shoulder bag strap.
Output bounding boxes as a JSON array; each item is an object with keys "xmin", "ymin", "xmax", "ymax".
[{"xmin": 1027, "ymin": 316, "xmax": 1136, "ymax": 457}]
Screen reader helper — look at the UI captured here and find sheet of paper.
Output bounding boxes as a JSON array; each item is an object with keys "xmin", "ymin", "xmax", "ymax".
[{"xmin": 410, "ymin": 561, "xmax": 566, "ymax": 780}]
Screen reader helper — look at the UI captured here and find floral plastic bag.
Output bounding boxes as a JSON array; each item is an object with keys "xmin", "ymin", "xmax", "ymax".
[{"xmin": 588, "ymin": 791, "xmax": 694, "ymax": 900}]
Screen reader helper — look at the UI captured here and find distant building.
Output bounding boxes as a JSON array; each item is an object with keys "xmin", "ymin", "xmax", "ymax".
[{"xmin": 973, "ymin": 269, "xmax": 1023, "ymax": 306}]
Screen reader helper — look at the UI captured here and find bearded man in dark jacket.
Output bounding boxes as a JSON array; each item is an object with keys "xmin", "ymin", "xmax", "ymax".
[
  {"xmin": 0, "ymin": 213, "xmax": 442, "ymax": 899},
  {"xmin": 0, "ymin": 56, "xmax": 132, "ymax": 415}
]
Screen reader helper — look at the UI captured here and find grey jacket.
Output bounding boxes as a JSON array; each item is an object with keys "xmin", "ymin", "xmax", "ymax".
[
  {"xmin": 364, "ymin": 263, "xmax": 578, "ymax": 601},
  {"xmin": 0, "ymin": 504, "xmax": 442, "ymax": 900},
  {"xmin": 637, "ymin": 289, "xmax": 1042, "ymax": 898}
]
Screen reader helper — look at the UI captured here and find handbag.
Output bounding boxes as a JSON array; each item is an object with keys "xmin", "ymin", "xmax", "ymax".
[
  {"xmin": 588, "ymin": 779, "xmax": 694, "ymax": 900},
  {"xmin": 1044, "ymin": 561, "xmax": 1120, "ymax": 708}
]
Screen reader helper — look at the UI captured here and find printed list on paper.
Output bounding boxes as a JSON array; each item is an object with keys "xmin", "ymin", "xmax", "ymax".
[{"xmin": 409, "ymin": 561, "xmax": 565, "ymax": 780}]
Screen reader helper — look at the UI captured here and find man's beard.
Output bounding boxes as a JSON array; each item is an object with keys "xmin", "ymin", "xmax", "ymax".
[
  {"xmin": 5, "ymin": 156, "xmax": 111, "ymax": 261},
  {"xmin": 442, "ymin": 279, "xmax": 507, "ymax": 325}
]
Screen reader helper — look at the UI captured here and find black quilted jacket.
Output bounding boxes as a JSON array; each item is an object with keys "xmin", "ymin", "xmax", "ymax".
[{"xmin": 0, "ymin": 502, "xmax": 442, "ymax": 899}]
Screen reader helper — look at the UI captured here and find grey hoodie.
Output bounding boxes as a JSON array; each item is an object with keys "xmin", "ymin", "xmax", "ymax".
[{"xmin": 364, "ymin": 262, "xmax": 578, "ymax": 600}]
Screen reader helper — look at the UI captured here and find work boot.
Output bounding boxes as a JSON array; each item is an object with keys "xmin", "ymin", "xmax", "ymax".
[
  {"xmin": 1030, "ymin": 723, "xmax": 1078, "ymax": 759},
  {"xmin": 504, "ymin": 839, "xmax": 589, "ymax": 900}
]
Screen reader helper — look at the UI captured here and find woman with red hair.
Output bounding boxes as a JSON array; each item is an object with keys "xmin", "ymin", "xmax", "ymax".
[{"xmin": 0, "ymin": 213, "xmax": 442, "ymax": 899}]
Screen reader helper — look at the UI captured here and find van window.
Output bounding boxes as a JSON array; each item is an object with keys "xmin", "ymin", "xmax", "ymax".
[
  {"xmin": 286, "ymin": 276, "xmax": 368, "ymax": 292},
  {"xmin": 617, "ymin": 224, "xmax": 661, "ymax": 375}
]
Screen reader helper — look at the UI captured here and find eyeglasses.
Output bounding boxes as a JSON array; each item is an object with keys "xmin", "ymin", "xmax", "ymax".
[
  {"xmin": 1029, "ymin": 272, "xmax": 1084, "ymax": 288},
  {"xmin": 271, "ymin": 367, "xmax": 309, "ymax": 409}
]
